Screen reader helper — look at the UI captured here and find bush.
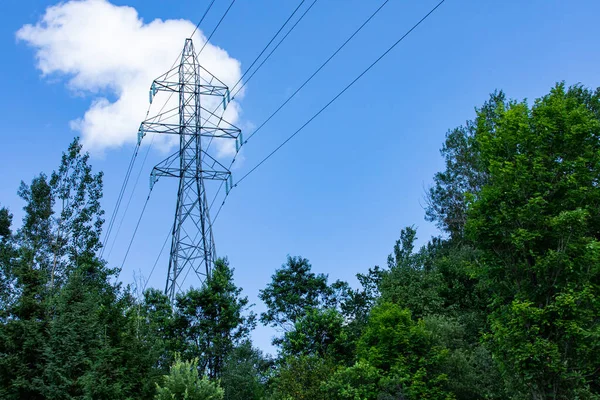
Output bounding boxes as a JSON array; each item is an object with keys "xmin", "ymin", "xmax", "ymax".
[{"xmin": 155, "ymin": 356, "xmax": 223, "ymax": 400}]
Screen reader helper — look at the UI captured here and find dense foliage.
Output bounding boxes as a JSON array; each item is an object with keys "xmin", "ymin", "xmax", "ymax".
[
  {"xmin": 155, "ymin": 357, "xmax": 224, "ymax": 400},
  {"xmin": 1, "ymin": 83, "xmax": 599, "ymax": 399}
]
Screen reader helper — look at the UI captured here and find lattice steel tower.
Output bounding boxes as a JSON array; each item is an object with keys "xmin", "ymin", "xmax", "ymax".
[{"xmin": 138, "ymin": 38, "xmax": 241, "ymax": 301}]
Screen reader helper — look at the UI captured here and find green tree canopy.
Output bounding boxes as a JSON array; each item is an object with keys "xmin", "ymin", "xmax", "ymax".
[
  {"xmin": 259, "ymin": 256, "xmax": 333, "ymax": 333},
  {"xmin": 464, "ymin": 83, "xmax": 600, "ymax": 398}
]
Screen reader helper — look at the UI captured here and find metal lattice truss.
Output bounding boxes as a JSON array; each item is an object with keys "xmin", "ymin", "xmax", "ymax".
[{"xmin": 139, "ymin": 38, "xmax": 241, "ymax": 302}]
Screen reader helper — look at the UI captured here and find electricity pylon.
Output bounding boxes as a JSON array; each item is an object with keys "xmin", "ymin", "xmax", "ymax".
[{"xmin": 138, "ymin": 38, "xmax": 241, "ymax": 302}]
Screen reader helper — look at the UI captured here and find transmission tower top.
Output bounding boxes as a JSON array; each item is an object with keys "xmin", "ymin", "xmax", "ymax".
[{"xmin": 138, "ymin": 38, "xmax": 242, "ymax": 302}]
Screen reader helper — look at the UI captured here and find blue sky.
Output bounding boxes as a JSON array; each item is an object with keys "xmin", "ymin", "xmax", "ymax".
[{"xmin": 2, "ymin": 0, "xmax": 600, "ymax": 353}]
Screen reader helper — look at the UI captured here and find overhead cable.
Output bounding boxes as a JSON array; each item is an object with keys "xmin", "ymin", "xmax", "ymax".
[{"xmin": 236, "ymin": 0, "xmax": 447, "ymax": 187}]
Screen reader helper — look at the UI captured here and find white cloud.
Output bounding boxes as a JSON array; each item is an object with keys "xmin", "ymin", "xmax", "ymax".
[{"xmin": 17, "ymin": 0, "xmax": 244, "ymax": 155}]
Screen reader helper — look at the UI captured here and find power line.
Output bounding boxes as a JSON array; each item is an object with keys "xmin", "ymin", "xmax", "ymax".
[
  {"xmin": 235, "ymin": 0, "xmax": 447, "ymax": 187},
  {"xmin": 173, "ymin": 0, "xmax": 420, "ymax": 293},
  {"xmin": 116, "ymin": 191, "xmax": 152, "ymax": 281},
  {"xmin": 141, "ymin": 226, "xmax": 172, "ymax": 294},
  {"xmin": 204, "ymin": 0, "xmax": 315, "ymax": 156},
  {"xmin": 200, "ymin": 0, "xmax": 377, "ymax": 164},
  {"xmin": 189, "ymin": 0, "xmax": 314, "ymax": 174},
  {"xmin": 230, "ymin": 0, "xmax": 308, "ymax": 94},
  {"xmin": 107, "ymin": 82, "xmax": 182, "ymax": 260},
  {"xmin": 106, "ymin": 134, "xmax": 156, "ymax": 259},
  {"xmin": 191, "ymin": 0, "xmax": 218, "ymax": 38},
  {"xmin": 193, "ymin": 0, "xmax": 317, "ymax": 164},
  {"xmin": 195, "ymin": 0, "xmax": 320, "ymax": 246},
  {"xmin": 104, "ymin": 87, "xmax": 179, "ymax": 261},
  {"xmin": 194, "ymin": 0, "xmax": 391, "ymax": 223},
  {"xmin": 231, "ymin": 0, "xmax": 318, "ymax": 99},
  {"xmin": 242, "ymin": 0, "xmax": 390, "ymax": 145},
  {"xmin": 102, "ymin": 50, "xmax": 178, "ymax": 258},
  {"xmin": 132, "ymin": 0, "xmax": 447, "ymax": 292},
  {"xmin": 197, "ymin": 0, "xmax": 237, "ymax": 56},
  {"xmin": 177, "ymin": 0, "xmax": 441, "ymax": 267},
  {"xmin": 101, "ymin": 143, "xmax": 139, "ymax": 258}
]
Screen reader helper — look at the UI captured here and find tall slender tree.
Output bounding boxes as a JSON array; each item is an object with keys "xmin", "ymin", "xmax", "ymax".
[
  {"xmin": 175, "ymin": 259, "xmax": 255, "ymax": 379},
  {"xmin": 0, "ymin": 174, "xmax": 55, "ymax": 399}
]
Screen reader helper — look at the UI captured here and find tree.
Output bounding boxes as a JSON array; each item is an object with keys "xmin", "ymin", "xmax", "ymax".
[
  {"xmin": 425, "ymin": 92, "xmax": 505, "ymax": 239},
  {"xmin": 155, "ymin": 356, "xmax": 223, "ymax": 400},
  {"xmin": 221, "ymin": 341, "xmax": 271, "ymax": 400},
  {"xmin": 372, "ymin": 226, "xmax": 501, "ymax": 399},
  {"xmin": 47, "ymin": 138, "xmax": 104, "ymax": 287},
  {"xmin": 175, "ymin": 258, "xmax": 255, "ymax": 379},
  {"xmin": 259, "ymin": 256, "xmax": 333, "ymax": 334},
  {"xmin": 321, "ymin": 361, "xmax": 382, "ymax": 400},
  {"xmin": 0, "ymin": 138, "xmax": 159, "ymax": 399},
  {"xmin": 41, "ymin": 259, "xmax": 104, "ymax": 399},
  {"xmin": 430, "ymin": 244, "xmax": 488, "ymax": 342},
  {"xmin": 464, "ymin": 83, "xmax": 600, "ymax": 398},
  {"xmin": 0, "ymin": 206, "xmax": 15, "ymax": 312},
  {"xmin": 0, "ymin": 206, "xmax": 18, "ymax": 399},
  {"xmin": 424, "ymin": 314, "xmax": 504, "ymax": 400},
  {"xmin": 382, "ymin": 229, "xmax": 489, "ymax": 341},
  {"xmin": 336, "ymin": 266, "xmax": 383, "ymax": 341},
  {"xmin": 141, "ymin": 288, "xmax": 179, "ymax": 372},
  {"xmin": 267, "ymin": 355, "xmax": 337, "ymax": 400},
  {"xmin": 0, "ymin": 174, "xmax": 54, "ymax": 399},
  {"xmin": 280, "ymin": 308, "xmax": 349, "ymax": 360},
  {"xmin": 357, "ymin": 303, "xmax": 454, "ymax": 400},
  {"xmin": 379, "ymin": 227, "xmax": 444, "ymax": 319}
]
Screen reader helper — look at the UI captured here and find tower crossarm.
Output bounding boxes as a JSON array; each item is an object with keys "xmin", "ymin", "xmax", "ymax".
[
  {"xmin": 150, "ymin": 148, "xmax": 233, "ymax": 191},
  {"xmin": 153, "ymin": 63, "xmax": 229, "ymax": 89},
  {"xmin": 139, "ymin": 121, "xmax": 240, "ymax": 140},
  {"xmin": 149, "ymin": 63, "xmax": 233, "ymax": 106},
  {"xmin": 152, "ymin": 80, "xmax": 230, "ymax": 98},
  {"xmin": 151, "ymin": 149, "xmax": 232, "ymax": 181},
  {"xmin": 152, "ymin": 167, "xmax": 230, "ymax": 181}
]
